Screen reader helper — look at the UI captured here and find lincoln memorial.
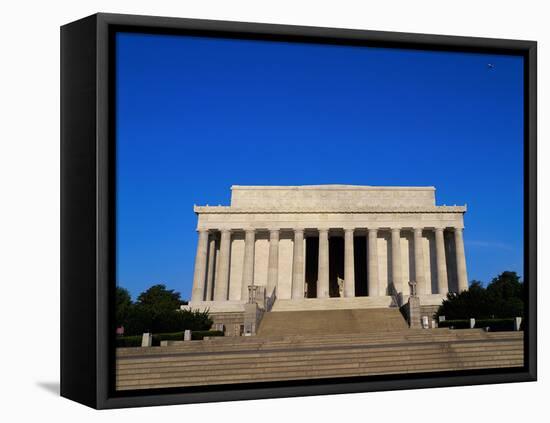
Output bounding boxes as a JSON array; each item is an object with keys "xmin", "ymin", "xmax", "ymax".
[
  {"xmin": 116, "ymin": 184, "xmax": 527, "ymax": 390},
  {"xmin": 187, "ymin": 185, "xmax": 468, "ymax": 316}
]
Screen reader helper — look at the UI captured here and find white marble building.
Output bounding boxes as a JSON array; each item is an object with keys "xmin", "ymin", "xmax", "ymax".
[{"xmin": 188, "ymin": 185, "xmax": 468, "ymax": 312}]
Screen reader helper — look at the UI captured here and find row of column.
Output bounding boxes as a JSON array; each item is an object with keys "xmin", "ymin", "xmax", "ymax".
[{"xmin": 191, "ymin": 227, "xmax": 469, "ymax": 302}]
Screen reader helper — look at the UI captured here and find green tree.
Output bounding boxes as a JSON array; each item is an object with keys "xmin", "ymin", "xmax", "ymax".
[
  {"xmin": 435, "ymin": 271, "xmax": 524, "ymax": 319},
  {"xmin": 135, "ymin": 284, "xmax": 184, "ymax": 312},
  {"xmin": 486, "ymin": 271, "xmax": 523, "ymax": 301},
  {"xmin": 115, "ymin": 286, "xmax": 132, "ymax": 327},
  {"xmin": 436, "ymin": 281, "xmax": 493, "ymax": 319},
  {"xmin": 122, "ymin": 284, "xmax": 211, "ymax": 336},
  {"xmin": 486, "ymin": 271, "xmax": 524, "ymax": 318}
]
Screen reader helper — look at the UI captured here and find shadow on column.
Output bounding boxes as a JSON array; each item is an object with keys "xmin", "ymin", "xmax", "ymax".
[
  {"xmin": 444, "ymin": 230, "xmax": 459, "ymax": 293},
  {"xmin": 427, "ymin": 230, "xmax": 438, "ymax": 294},
  {"xmin": 406, "ymin": 231, "xmax": 415, "ymax": 287}
]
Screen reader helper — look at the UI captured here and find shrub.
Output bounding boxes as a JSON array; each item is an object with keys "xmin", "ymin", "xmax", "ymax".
[
  {"xmin": 116, "ymin": 284, "xmax": 194, "ymax": 333},
  {"xmin": 438, "ymin": 318, "xmax": 519, "ymax": 332},
  {"xmin": 115, "ymin": 330, "xmax": 224, "ymax": 348},
  {"xmin": 475, "ymin": 318, "xmax": 517, "ymax": 331},
  {"xmin": 152, "ymin": 332, "xmax": 185, "ymax": 345},
  {"xmin": 116, "ymin": 335, "xmax": 142, "ymax": 348},
  {"xmin": 438, "ymin": 319, "xmax": 470, "ymax": 329},
  {"xmin": 191, "ymin": 330, "xmax": 224, "ymax": 340},
  {"xmin": 123, "ymin": 308, "xmax": 213, "ymax": 336},
  {"xmin": 435, "ymin": 272, "xmax": 524, "ymax": 320}
]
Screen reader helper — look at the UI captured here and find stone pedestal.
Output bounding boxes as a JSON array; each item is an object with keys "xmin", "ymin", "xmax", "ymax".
[
  {"xmin": 243, "ymin": 302, "xmax": 263, "ymax": 336},
  {"xmin": 407, "ymin": 296, "xmax": 421, "ymax": 329},
  {"xmin": 141, "ymin": 333, "xmax": 152, "ymax": 347},
  {"xmin": 422, "ymin": 315, "xmax": 429, "ymax": 329}
]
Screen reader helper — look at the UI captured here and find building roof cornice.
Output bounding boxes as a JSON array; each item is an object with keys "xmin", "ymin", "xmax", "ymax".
[
  {"xmin": 231, "ymin": 185, "xmax": 436, "ymax": 191},
  {"xmin": 193, "ymin": 205, "xmax": 467, "ymax": 214}
]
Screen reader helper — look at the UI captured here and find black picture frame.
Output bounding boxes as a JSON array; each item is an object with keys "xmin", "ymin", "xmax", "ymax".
[{"xmin": 60, "ymin": 12, "xmax": 537, "ymax": 409}]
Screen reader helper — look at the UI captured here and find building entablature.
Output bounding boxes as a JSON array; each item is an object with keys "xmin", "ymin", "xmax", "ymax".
[
  {"xmin": 193, "ymin": 205, "xmax": 467, "ymax": 214},
  {"xmin": 195, "ymin": 211, "xmax": 465, "ymax": 232}
]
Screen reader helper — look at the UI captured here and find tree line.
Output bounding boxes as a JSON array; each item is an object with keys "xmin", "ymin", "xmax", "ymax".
[
  {"xmin": 116, "ymin": 271, "xmax": 524, "ymax": 335},
  {"xmin": 436, "ymin": 271, "xmax": 524, "ymax": 319},
  {"xmin": 116, "ymin": 284, "xmax": 212, "ymax": 336}
]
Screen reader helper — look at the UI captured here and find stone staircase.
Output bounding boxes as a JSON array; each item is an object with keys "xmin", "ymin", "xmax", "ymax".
[
  {"xmin": 256, "ymin": 308, "xmax": 408, "ymax": 337},
  {"xmin": 116, "ymin": 329, "xmax": 524, "ymax": 391},
  {"xmin": 271, "ymin": 296, "xmax": 397, "ymax": 311},
  {"xmin": 269, "ymin": 295, "xmax": 446, "ymax": 312}
]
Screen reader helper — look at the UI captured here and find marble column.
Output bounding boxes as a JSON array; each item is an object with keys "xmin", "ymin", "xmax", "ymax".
[
  {"xmin": 266, "ymin": 229, "xmax": 280, "ymax": 297},
  {"xmin": 191, "ymin": 230, "xmax": 209, "ymax": 302},
  {"xmin": 413, "ymin": 228, "xmax": 427, "ymax": 295},
  {"xmin": 344, "ymin": 229, "xmax": 355, "ymax": 297},
  {"xmin": 317, "ymin": 229, "xmax": 329, "ymax": 298},
  {"xmin": 390, "ymin": 228, "xmax": 403, "ymax": 294},
  {"xmin": 434, "ymin": 227, "xmax": 449, "ymax": 295},
  {"xmin": 367, "ymin": 228, "xmax": 379, "ymax": 296},
  {"xmin": 241, "ymin": 229, "xmax": 256, "ymax": 301},
  {"xmin": 291, "ymin": 229, "xmax": 305, "ymax": 299},
  {"xmin": 205, "ymin": 234, "xmax": 217, "ymax": 301},
  {"xmin": 214, "ymin": 229, "xmax": 231, "ymax": 301},
  {"xmin": 454, "ymin": 228, "xmax": 469, "ymax": 292}
]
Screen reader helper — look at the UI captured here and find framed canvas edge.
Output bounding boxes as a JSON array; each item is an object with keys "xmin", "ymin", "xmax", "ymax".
[
  {"xmin": 60, "ymin": 13, "xmax": 99, "ymax": 409},
  {"xmin": 61, "ymin": 12, "xmax": 537, "ymax": 410}
]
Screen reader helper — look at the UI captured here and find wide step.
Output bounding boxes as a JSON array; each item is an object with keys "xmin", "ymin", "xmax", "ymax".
[
  {"xmin": 256, "ymin": 308, "xmax": 408, "ymax": 337},
  {"xmin": 116, "ymin": 330, "xmax": 524, "ymax": 391},
  {"xmin": 271, "ymin": 296, "xmax": 397, "ymax": 311}
]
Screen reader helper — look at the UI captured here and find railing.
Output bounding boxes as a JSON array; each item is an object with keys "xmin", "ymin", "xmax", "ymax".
[
  {"xmin": 246, "ymin": 284, "xmax": 276, "ymax": 312},
  {"xmin": 243, "ymin": 285, "xmax": 273, "ymax": 336},
  {"xmin": 265, "ymin": 286, "xmax": 277, "ymax": 312},
  {"xmin": 388, "ymin": 283, "xmax": 403, "ymax": 308}
]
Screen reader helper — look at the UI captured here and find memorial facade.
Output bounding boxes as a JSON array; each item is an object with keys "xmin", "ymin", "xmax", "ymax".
[{"xmin": 188, "ymin": 185, "xmax": 468, "ymax": 312}]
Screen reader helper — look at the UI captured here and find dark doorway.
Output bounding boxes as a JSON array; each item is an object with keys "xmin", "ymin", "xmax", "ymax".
[
  {"xmin": 354, "ymin": 236, "xmax": 367, "ymax": 296},
  {"xmin": 329, "ymin": 237, "xmax": 344, "ymax": 297},
  {"xmin": 305, "ymin": 235, "xmax": 364, "ymax": 298},
  {"xmin": 305, "ymin": 236, "xmax": 318, "ymax": 298}
]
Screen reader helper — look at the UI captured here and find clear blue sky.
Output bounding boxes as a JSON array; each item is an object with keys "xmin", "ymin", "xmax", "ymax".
[{"xmin": 116, "ymin": 32, "xmax": 524, "ymax": 301}]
